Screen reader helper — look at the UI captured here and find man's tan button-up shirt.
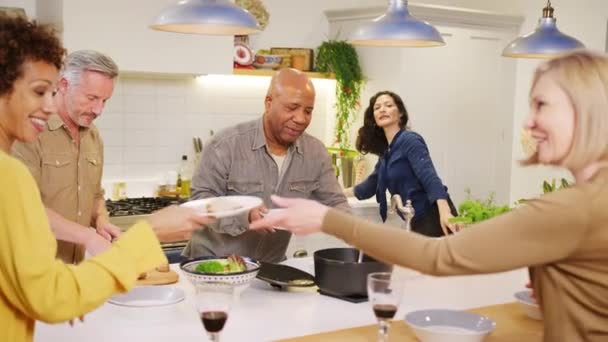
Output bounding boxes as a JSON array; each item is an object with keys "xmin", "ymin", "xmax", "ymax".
[{"xmin": 12, "ymin": 114, "xmax": 105, "ymax": 264}]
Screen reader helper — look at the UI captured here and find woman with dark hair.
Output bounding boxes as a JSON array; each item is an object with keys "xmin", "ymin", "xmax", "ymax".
[
  {"xmin": 0, "ymin": 16, "xmax": 210, "ymax": 342},
  {"xmin": 348, "ymin": 90, "xmax": 458, "ymax": 236}
]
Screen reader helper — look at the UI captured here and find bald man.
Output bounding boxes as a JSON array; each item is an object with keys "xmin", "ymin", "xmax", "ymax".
[{"xmin": 183, "ymin": 69, "xmax": 350, "ymax": 262}]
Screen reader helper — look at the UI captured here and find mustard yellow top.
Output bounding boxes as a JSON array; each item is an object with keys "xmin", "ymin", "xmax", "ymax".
[{"xmin": 0, "ymin": 150, "xmax": 167, "ymax": 342}]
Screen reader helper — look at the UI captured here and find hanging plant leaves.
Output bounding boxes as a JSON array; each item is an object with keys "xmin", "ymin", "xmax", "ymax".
[{"xmin": 315, "ymin": 40, "xmax": 365, "ymax": 149}]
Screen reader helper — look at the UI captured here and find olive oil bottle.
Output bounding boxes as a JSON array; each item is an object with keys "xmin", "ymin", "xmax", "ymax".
[{"xmin": 177, "ymin": 155, "xmax": 193, "ymax": 198}]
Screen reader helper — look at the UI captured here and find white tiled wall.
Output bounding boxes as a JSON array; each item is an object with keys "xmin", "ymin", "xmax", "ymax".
[{"xmin": 97, "ymin": 74, "xmax": 337, "ymax": 187}]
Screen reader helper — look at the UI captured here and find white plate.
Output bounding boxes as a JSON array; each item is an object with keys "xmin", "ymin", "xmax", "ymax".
[
  {"xmin": 181, "ymin": 196, "xmax": 263, "ymax": 218},
  {"xmin": 108, "ymin": 286, "xmax": 185, "ymax": 307}
]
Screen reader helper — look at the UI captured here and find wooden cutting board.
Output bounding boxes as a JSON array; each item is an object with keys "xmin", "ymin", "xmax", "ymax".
[
  {"xmin": 136, "ymin": 269, "xmax": 179, "ymax": 286},
  {"xmin": 280, "ymin": 302, "xmax": 543, "ymax": 342}
]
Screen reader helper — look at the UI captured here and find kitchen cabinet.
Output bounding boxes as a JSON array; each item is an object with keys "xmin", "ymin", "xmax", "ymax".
[{"xmin": 38, "ymin": 0, "xmax": 233, "ymax": 75}]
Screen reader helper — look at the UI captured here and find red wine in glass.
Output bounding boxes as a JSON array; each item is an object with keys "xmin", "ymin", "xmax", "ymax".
[
  {"xmin": 373, "ymin": 304, "xmax": 398, "ymax": 320},
  {"xmin": 201, "ymin": 311, "xmax": 228, "ymax": 333}
]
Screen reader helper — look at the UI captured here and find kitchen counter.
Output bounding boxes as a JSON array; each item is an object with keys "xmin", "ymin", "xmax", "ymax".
[{"xmin": 35, "ymin": 258, "xmax": 528, "ymax": 342}]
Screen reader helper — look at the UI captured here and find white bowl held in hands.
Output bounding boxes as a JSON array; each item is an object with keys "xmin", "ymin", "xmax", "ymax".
[
  {"xmin": 514, "ymin": 290, "xmax": 542, "ymax": 320},
  {"xmin": 405, "ymin": 309, "xmax": 496, "ymax": 342}
]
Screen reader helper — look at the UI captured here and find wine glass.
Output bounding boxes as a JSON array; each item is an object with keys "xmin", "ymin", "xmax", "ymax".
[
  {"xmin": 195, "ymin": 282, "xmax": 235, "ymax": 342},
  {"xmin": 367, "ymin": 272, "xmax": 405, "ymax": 342}
]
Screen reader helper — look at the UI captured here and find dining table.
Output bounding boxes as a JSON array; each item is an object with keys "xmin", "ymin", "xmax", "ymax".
[{"xmin": 34, "ymin": 257, "xmax": 540, "ymax": 341}]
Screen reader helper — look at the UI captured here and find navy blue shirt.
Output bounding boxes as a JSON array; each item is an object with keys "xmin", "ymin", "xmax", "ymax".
[{"xmin": 354, "ymin": 130, "xmax": 449, "ymax": 221}]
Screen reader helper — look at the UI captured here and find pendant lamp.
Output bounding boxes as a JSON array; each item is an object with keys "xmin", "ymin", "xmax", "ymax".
[
  {"xmin": 502, "ymin": 1, "xmax": 584, "ymax": 58},
  {"xmin": 150, "ymin": 0, "xmax": 260, "ymax": 36},
  {"xmin": 350, "ymin": 0, "xmax": 445, "ymax": 47}
]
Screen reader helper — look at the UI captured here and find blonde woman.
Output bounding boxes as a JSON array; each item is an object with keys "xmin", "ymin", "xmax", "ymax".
[{"xmin": 252, "ymin": 50, "xmax": 608, "ymax": 341}]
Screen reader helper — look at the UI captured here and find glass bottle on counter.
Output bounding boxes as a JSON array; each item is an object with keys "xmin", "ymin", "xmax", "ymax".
[{"xmin": 177, "ymin": 155, "xmax": 193, "ymax": 198}]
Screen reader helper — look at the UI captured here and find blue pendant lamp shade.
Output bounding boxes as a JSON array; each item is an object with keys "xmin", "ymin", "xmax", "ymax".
[
  {"xmin": 350, "ymin": 0, "xmax": 445, "ymax": 47},
  {"xmin": 502, "ymin": 1, "xmax": 584, "ymax": 58},
  {"xmin": 150, "ymin": 0, "xmax": 260, "ymax": 36}
]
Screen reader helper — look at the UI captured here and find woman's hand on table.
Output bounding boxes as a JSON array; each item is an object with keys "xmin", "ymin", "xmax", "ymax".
[
  {"xmin": 147, "ymin": 205, "xmax": 214, "ymax": 243},
  {"xmin": 249, "ymin": 195, "xmax": 328, "ymax": 235}
]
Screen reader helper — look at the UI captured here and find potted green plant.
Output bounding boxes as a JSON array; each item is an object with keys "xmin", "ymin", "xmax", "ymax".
[
  {"xmin": 315, "ymin": 40, "xmax": 365, "ymax": 149},
  {"xmin": 449, "ymin": 189, "xmax": 511, "ymax": 225}
]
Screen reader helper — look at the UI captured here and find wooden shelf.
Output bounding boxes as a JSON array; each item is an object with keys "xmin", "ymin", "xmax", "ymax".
[{"xmin": 233, "ymin": 68, "xmax": 335, "ymax": 79}]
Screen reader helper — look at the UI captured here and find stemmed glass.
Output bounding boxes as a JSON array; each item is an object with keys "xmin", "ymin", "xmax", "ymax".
[
  {"xmin": 195, "ymin": 282, "xmax": 235, "ymax": 342},
  {"xmin": 367, "ymin": 272, "xmax": 405, "ymax": 342}
]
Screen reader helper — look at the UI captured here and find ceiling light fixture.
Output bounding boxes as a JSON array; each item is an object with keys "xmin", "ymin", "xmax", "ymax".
[
  {"xmin": 150, "ymin": 0, "xmax": 260, "ymax": 36},
  {"xmin": 502, "ymin": 0, "xmax": 584, "ymax": 58},
  {"xmin": 350, "ymin": 0, "xmax": 445, "ymax": 47}
]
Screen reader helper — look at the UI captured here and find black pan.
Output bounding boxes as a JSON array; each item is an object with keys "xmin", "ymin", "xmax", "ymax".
[
  {"xmin": 314, "ymin": 248, "xmax": 392, "ymax": 297},
  {"xmin": 256, "ymin": 262, "xmax": 315, "ymax": 289}
]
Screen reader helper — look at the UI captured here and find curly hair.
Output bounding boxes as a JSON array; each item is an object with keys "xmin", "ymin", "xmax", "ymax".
[
  {"xmin": 355, "ymin": 90, "xmax": 409, "ymax": 156},
  {"xmin": 0, "ymin": 15, "xmax": 65, "ymax": 96}
]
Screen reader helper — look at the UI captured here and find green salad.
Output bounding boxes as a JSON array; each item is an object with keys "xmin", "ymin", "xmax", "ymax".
[{"xmin": 194, "ymin": 254, "xmax": 247, "ymax": 274}]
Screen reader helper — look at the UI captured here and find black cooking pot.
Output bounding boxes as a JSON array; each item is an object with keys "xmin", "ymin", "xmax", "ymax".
[{"xmin": 314, "ymin": 248, "xmax": 392, "ymax": 297}]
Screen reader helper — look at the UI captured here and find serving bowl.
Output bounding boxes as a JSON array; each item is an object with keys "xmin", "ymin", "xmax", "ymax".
[
  {"xmin": 405, "ymin": 309, "xmax": 496, "ymax": 342},
  {"xmin": 180, "ymin": 256, "xmax": 261, "ymax": 288},
  {"xmin": 514, "ymin": 290, "xmax": 542, "ymax": 320},
  {"xmin": 253, "ymin": 54, "xmax": 283, "ymax": 69}
]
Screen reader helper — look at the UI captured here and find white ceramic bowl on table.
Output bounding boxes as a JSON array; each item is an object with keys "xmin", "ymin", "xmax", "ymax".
[
  {"xmin": 514, "ymin": 290, "xmax": 542, "ymax": 320},
  {"xmin": 180, "ymin": 256, "xmax": 261, "ymax": 289},
  {"xmin": 404, "ymin": 309, "xmax": 496, "ymax": 342},
  {"xmin": 108, "ymin": 286, "xmax": 185, "ymax": 307}
]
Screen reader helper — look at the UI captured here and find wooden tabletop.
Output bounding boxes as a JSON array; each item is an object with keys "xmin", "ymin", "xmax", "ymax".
[{"xmin": 280, "ymin": 302, "xmax": 543, "ymax": 342}]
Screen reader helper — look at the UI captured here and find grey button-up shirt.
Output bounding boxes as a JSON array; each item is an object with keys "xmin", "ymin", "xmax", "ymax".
[{"xmin": 183, "ymin": 118, "xmax": 350, "ymax": 262}]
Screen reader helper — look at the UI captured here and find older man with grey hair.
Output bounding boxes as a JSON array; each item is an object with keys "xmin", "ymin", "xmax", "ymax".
[{"xmin": 12, "ymin": 50, "xmax": 120, "ymax": 264}]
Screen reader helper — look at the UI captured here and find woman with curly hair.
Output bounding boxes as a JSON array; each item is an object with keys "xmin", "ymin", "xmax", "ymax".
[
  {"xmin": 346, "ymin": 90, "xmax": 457, "ymax": 236},
  {"xmin": 0, "ymin": 16, "xmax": 209, "ymax": 342}
]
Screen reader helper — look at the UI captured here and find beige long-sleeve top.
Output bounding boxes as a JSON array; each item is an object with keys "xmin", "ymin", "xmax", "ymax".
[{"xmin": 323, "ymin": 168, "xmax": 608, "ymax": 341}]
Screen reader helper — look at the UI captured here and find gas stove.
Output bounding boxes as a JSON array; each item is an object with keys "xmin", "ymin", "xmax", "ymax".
[
  {"xmin": 106, "ymin": 197, "xmax": 189, "ymax": 263},
  {"xmin": 106, "ymin": 197, "xmax": 186, "ymax": 217}
]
